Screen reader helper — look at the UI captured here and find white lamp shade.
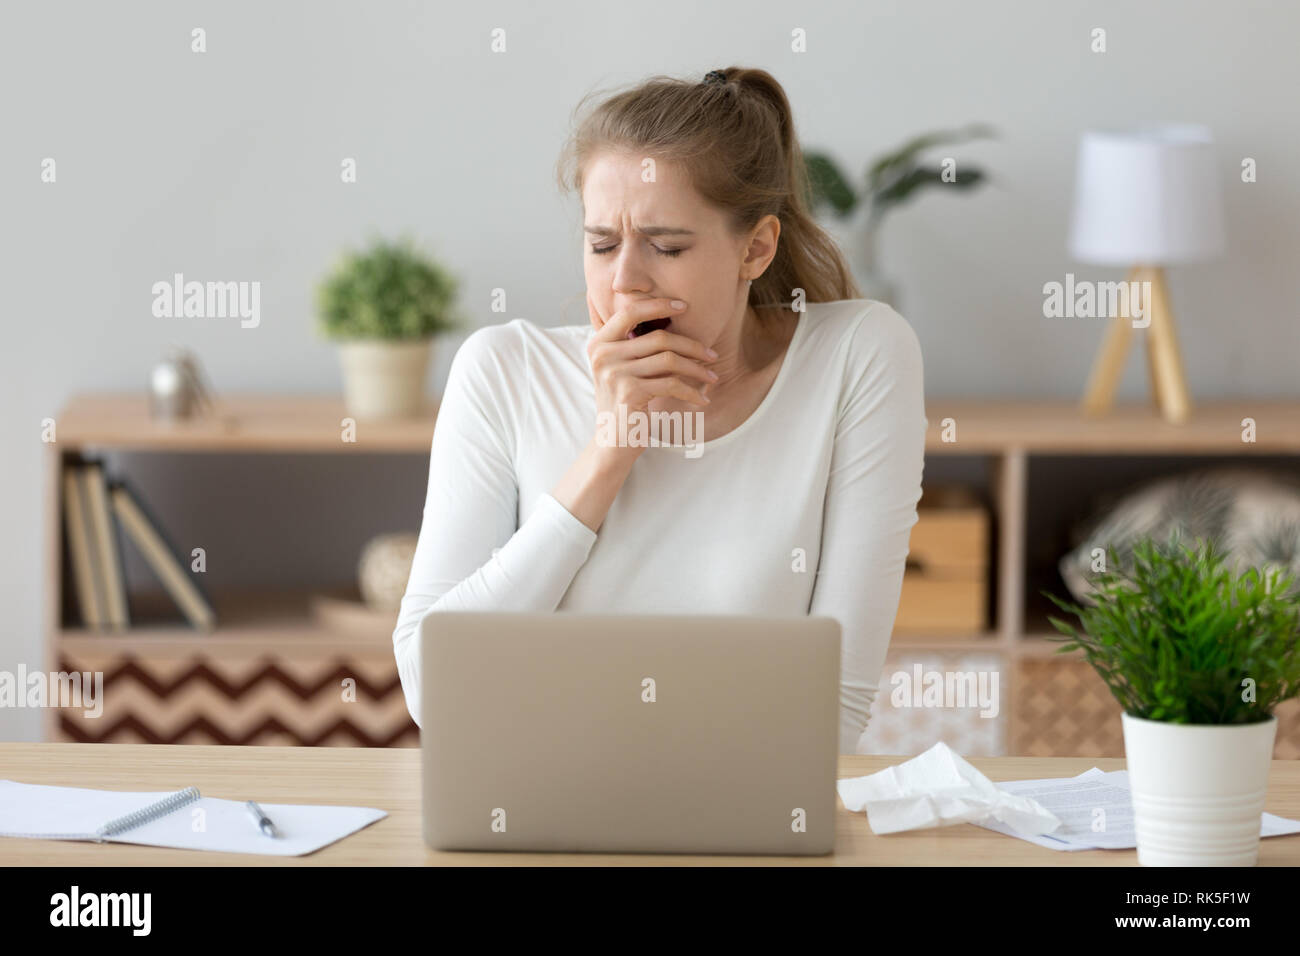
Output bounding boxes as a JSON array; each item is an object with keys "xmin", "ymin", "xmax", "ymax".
[{"xmin": 1068, "ymin": 125, "xmax": 1225, "ymax": 266}]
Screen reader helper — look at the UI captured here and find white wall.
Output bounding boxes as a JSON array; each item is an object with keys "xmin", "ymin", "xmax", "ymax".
[{"xmin": 3, "ymin": 0, "xmax": 1297, "ymax": 739}]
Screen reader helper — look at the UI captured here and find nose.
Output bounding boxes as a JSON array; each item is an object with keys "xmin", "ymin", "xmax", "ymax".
[{"xmin": 609, "ymin": 245, "xmax": 653, "ymax": 299}]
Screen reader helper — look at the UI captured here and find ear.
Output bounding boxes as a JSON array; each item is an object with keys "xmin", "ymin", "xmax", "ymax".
[{"xmin": 742, "ymin": 214, "xmax": 781, "ymax": 280}]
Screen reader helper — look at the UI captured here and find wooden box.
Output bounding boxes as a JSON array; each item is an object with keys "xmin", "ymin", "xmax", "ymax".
[{"xmin": 895, "ymin": 489, "xmax": 989, "ymax": 634}]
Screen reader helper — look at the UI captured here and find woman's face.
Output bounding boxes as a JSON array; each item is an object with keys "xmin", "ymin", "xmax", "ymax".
[{"xmin": 582, "ymin": 150, "xmax": 766, "ymax": 348}]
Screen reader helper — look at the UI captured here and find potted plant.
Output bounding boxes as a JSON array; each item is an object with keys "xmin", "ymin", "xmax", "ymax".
[
  {"xmin": 1043, "ymin": 532, "xmax": 1300, "ymax": 866},
  {"xmin": 316, "ymin": 237, "xmax": 462, "ymax": 419},
  {"xmin": 804, "ymin": 124, "xmax": 994, "ymax": 306}
]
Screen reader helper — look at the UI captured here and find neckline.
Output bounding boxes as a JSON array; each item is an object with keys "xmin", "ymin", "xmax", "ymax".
[{"xmin": 647, "ymin": 306, "xmax": 807, "ymax": 453}]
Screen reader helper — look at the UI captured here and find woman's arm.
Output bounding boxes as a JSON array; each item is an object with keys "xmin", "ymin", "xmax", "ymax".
[
  {"xmin": 550, "ymin": 437, "xmax": 639, "ymax": 532},
  {"xmin": 391, "ymin": 325, "xmax": 602, "ymax": 727},
  {"xmin": 809, "ymin": 304, "xmax": 928, "ymax": 754},
  {"xmin": 392, "ymin": 304, "xmax": 715, "ymax": 728},
  {"xmin": 392, "ymin": 293, "xmax": 717, "ymax": 723}
]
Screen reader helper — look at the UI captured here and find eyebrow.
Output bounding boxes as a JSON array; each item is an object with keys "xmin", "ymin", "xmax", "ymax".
[{"xmin": 583, "ymin": 223, "xmax": 696, "ymax": 238}]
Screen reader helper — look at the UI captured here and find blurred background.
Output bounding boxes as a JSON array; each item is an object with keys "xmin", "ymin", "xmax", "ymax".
[{"xmin": 2, "ymin": 0, "xmax": 1298, "ymax": 754}]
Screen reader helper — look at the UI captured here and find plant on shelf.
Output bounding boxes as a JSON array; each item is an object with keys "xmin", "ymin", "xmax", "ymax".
[
  {"xmin": 1042, "ymin": 531, "xmax": 1300, "ymax": 866},
  {"xmin": 316, "ymin": 237, "xmax": 463, "ymax": 420},
  {"xmin": 803, "ymin": 124, "xmax": 995, "ymax": 306}
]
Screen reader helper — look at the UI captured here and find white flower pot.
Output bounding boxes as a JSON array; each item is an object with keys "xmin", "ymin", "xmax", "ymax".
[
  {"xmin": 1121, "ymin": 712, "xmax": 1277, "ymax": 866},
  {"xmin": 335, "ymin": 337, "xmax": 434, "ymax": 420}
]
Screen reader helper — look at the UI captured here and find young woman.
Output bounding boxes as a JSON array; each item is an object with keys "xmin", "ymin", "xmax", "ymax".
[{"xmin": 392, "ymin": 67, "xmax": 927, "ymax": 754}]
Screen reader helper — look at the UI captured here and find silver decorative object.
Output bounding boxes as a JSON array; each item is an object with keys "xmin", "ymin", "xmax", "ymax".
[{"xmin": 149, "ymin": 347, "xmax": 215, "ymax": 421}]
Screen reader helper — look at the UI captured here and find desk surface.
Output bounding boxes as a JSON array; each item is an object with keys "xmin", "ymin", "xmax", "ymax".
[{"xmin": 2, "ymin": 744, "xmax": 1298, "ymax": 866}]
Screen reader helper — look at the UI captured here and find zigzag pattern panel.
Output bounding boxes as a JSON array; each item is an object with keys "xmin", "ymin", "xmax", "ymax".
[
  {"xmin": 1276, "ymin": 698, "xmax": 1300, "ymax": 759},
  {"xmin": 55, "ymin": 653, "xmax": 419, "ymax": 747},
  {"xmin": 1012, "ymin": 658, "xmax": 1300, "ymax": 758},
  {"xmin": 1012, "ymin": 658, "xmax": 1125, "ymax": 757}
]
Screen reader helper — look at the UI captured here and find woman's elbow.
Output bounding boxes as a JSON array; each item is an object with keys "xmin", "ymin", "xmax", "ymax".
[{"xmin": 391, "ymin": 614, "xmax": 426, "ymax": 729}]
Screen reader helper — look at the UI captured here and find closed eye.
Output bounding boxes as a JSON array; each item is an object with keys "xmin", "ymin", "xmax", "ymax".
[{"xmin": 590, "ymin": 244, "xmax": 684, "ymax": 258}]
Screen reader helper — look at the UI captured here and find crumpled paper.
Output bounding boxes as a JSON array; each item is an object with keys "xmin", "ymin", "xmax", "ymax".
[{"xmin": 837, "ymin": 741, "xmax": 1063, "ymax": 836}]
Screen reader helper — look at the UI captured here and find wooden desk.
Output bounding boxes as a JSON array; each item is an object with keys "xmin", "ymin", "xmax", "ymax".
[{"xmin": 2, "ymin": 744, "xmax": 1298, "ymax": 866}]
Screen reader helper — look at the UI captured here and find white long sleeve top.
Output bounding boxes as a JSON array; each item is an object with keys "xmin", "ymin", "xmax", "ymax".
[{"xmin": 391, "ymin": 297, "xmax": 927, "ymax": 753}]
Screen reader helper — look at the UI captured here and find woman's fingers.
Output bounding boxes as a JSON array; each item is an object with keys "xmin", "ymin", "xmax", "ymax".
[
  {"xmin": 658, "ymin": 376, "xmax": 712, "ymax": 406},
  {"xmin": 590, "ymin": 296, "xmax": 688, "ymax": 344},
  {"xmin": 619, "ymin": 350, "xmax": 718, "ymax": 385},
  {"xmin": 618, "ymin": 327, "xmax": 716, "ymax": 364},
  {"xmin": 586, "ymin": 292, "xmax": 714, "ymax": 417},
  {"xmin": 622, "ymin": 374, "xmax": 711, "ymax": 407},
  {"xmin": 588, "ymin": 329, "xmax": 715, "ymax": 377}
]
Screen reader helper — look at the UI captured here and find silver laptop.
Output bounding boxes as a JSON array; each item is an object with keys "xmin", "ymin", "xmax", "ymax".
[{"xmin": 421, "ymin": 612, "xmax": 841, "ymax": 856}]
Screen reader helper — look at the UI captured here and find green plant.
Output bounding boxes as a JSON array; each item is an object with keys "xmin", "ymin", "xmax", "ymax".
[
  {"xmin": 1042, "ymin": 532, "xmax": 1300, "ymax": 725},
  {"xmin": 317, "ymin": 238, "xmax": 462, "ymax": 340},
  {"xmin": 804, "ymin": 123, "xmax": 995, "ymax": 229}
]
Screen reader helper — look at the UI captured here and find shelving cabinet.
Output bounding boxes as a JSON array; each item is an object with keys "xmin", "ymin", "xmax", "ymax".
[
  {"xmin": 870, "ymin": 398, "xmax": 1300, "ymax": 757},
  {"xmin": 44, "ymin": 393, "xmax": 1300, "ymax": 755},
  {"xmin": 45, "ymin": 394, "xmax": 435, "ymax": 747}
]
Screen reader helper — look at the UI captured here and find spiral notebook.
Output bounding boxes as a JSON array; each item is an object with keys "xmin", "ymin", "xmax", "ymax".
[{"xmin": 0, "ymin": 780, "xmax": 386, "ymax": 856}]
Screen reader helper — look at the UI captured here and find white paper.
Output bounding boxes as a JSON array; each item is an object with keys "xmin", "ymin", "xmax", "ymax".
[
  {"xmin": 836, "ymin": 741, "xmax": 1063, "ymax": 836},
  {"xmin": 976, "ymin": 768, "xmax": 1300, "ymax": 851},
  {"xmin": 0, "ymin": 780, "xmax": 386, "ymax": 856}
]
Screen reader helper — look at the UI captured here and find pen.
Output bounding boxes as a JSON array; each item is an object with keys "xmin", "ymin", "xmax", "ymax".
[{"xmin": 245, "ymin": 800, "xmax": 279, "ymax": 838}]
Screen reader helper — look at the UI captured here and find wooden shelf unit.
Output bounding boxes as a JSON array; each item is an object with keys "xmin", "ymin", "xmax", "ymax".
[
  {"xmin": 41, "ymin": 393, "xmax": 1300, "ymax": 755},
  {"xmin": 876, "ymin": 397, "xmax": 1300, "ymax": 758},
  {"xmin": 51, "ymin": 392, "xmax": 439, "ymax": 453},
  {"xmin": 43, "ymin": 393, "xmax": 437, "ymax": 747},
  {"xmin": 56, "ymin": 588, "xmax": 397, "ymax": 656}
]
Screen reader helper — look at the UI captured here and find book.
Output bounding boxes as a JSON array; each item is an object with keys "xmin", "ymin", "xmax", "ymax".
[
  {"xmin": 0, "ymin": 779, "xmax": 386, "ymax": 856},
  {"xmin": 62, "ymin": 463, "xmax": 104, "ymax": 629},
  {"xmin": 109, "ymin": 479, "xmax": 217, "ymax": 630},
  {"xmin": 81, "ymin": 459, "xmax": 129, "ymax": 631}
]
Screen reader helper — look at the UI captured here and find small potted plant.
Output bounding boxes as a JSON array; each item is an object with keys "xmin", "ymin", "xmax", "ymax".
[
  {"xmin": 316, "ymin": 237, "xmax": 462, "ymax": 420},
  {"xmin": 1043, "ymin": 532, "xmax": 1300, "ymax": 866}
]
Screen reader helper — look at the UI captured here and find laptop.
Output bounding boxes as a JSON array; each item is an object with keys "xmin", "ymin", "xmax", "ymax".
[{"xmin": 420, "ymin": 612, "xmax": 841, "ymax": 856}]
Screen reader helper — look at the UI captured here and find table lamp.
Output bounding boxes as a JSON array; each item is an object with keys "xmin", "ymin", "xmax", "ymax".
[{"xmin": 1068, "ymin": 125, "xmax": 1225, "ymax": 423}]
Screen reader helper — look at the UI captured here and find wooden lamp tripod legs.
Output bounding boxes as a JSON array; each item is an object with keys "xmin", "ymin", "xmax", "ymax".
[{"xmin": 1080, "ymin": 265, "xmax": 1193, "ymax": 423}]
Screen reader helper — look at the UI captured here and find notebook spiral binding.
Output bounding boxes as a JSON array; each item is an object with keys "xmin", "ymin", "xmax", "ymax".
[
  {"xmin": 0, "ymin": 785, "xmax": 204, "ymax": 843},
  {"xmin": 92, "ymin": 786, "xmax": 203, "ymax": 843}
]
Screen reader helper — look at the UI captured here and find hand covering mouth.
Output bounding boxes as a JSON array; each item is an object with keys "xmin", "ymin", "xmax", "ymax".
[{"xmin": 630, "ymin": 317, "xmax": 673, "ymax": 338}]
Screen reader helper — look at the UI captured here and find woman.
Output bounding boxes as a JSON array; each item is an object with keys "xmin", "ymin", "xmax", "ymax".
[{"xmin": 392, "ymin": 67, "xmax": 927, "ymax": 754}]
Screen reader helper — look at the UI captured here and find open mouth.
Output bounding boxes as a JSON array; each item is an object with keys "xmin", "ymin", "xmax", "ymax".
[{"xmin": 630, "ymin": 317, "xmax": 672, "ymax": 338}]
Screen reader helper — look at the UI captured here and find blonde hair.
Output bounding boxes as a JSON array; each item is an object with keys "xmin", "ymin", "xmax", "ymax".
[{"xmin": 556, "ymin": 66, "xmax": 861, "ymax": 312}]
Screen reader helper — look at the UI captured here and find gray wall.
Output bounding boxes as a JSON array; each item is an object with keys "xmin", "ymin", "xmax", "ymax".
[{"xmin": 2, "ymin": 0, "xmax": 1297, "ymax": 739}]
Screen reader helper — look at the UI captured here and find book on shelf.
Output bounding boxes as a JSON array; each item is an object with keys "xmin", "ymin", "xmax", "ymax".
[
  {"xmin": 109, "ymin": 479, "xmax": 216, "ymax": 631},
  {"xmin": 61, "ymin": 462, "xmax": 103, "ymax": 629},
  {"xmin": 81, "ymin": 459, "xmax": 129, "ymax": 631},
  {"xmin": 62, "ymin": 459, "xmax": 216, "ymax": 632}
]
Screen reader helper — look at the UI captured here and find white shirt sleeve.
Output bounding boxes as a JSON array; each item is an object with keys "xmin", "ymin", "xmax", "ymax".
[
  {"xmin": 809, "ymin": 305, "xmax": 927, "ymax": 754},
  {"xmin": 391, "ymin": 326, "xmax": 597, "ymax": 728}
]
